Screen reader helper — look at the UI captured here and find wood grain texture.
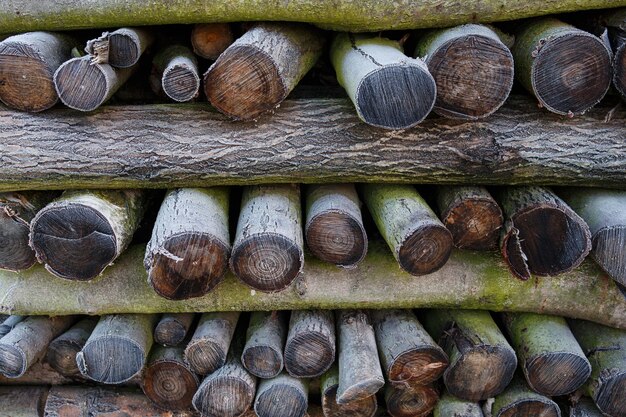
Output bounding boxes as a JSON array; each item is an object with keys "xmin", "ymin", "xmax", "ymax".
[
  {"xmin": 321, "ymin": 364, "xmax": 378, "ymax": 417},
  {"xmin": 152, "ymin": 45, "xmax": 200, "ymax": 102},
  {"xmin": 285, "ymin": 310, "xmax": 335, "ymax": 378},
  {"xmin": 491, "ymin": 374, "xmax": 561, "ymax": 417},
  {"xmin": 254, "ymin": 372, "xmax": 308, "ymax": 417},
  {"xmin": 47, "ymin": 317, "xmax": 97, "ymax": 378},
  {"xmin": 184, "ymin": 311, "xmax": 239, "ymax": 375},
  {"xmin": 242, "ymin": 310, "xmax": 287, "ymax": 378},
  {"xmin": 154, "ymin": 313, "xmax": 196, "ymax": 346},
  {"xmin": 191, "ymin": 23, "xmax": 234, "ymax": 60},
  {"xmin": 385, "ymin": 384, "xmax": 439, "ymax": 417},
  {"xmin": 0, "ymin": 385, "xmax": 48, "ymax": 417}
]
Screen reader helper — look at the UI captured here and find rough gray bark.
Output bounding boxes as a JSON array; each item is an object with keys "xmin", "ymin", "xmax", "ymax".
[
  {"xmin": 154, "ymin": 313, "xmax": 196, "ymax": 346},
  {"xmin": 191, "ymin": 23, "xmax": 234, "ymax": 60},
  {"xmin": 490, "ymin": 374, "xmax": 561, "ymax": 417},
  {"xmin": 46, "ymin": 317, "xmax": 97, "ymax": 378},
  {"xmin": 321, "ymin": 364, "xmax": 378, "ymax": 417},
  {"xmin": 184, "ymin": 311, "xmax": 239, "ymax": 375},
  {"xmin": 284, "ymin": 310, "xmax": 335, "ymax": 378},
  {"xmin": 242, "ymin": 311, "xmax": 287, "ymax": 378},
  {"xmin": 0, "ymin": 315, "xmax": 24, "ymax": 338},
  {"xmin": 254, "ymin": 372, "xmax": 308, "ymax": 417},
  {"xmin": 152, "ymin": 45, "xmax": 200, "ymax": 102},
  {"xmin": 0, "ymin": 360, "xmax": 74, "ymax": 385},
  {"xmin": 385, "ymin": 384, "xmax": 439, "ymax": 417},
  {"xmin": 434, "ymin": 392, "xmax": 484, "ymax": 417},
  {"xmin": 570, "ymin": 398, "xmax": 604, "ymax": 417},
  {"xmin": 0, "ymin": 385, "xmax": 49, "ymax": 417}
]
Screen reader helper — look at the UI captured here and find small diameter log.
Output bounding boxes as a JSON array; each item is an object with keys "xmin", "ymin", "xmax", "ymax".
[
  {"xmin": 185, "ymin": 311, "xmax": 240, "ymax": 375},
  {"xmin": 512, "ymin": 17, "xmax": 612, "ymax": 116},
  {"xmin": 76, "ymin": 314, "xmax": 157, "ymax": 384},
  {"xmin": 152, "ymin": 45, "xmax": 200, "ymax": 102},
  {"xmin": 557, "ymin": 188, "xmax": 626, "ymax": 286},
  {"xmin": 141, "ymin": 345, "xmax": 200, "ymax": 411},
  {"xmin": 0, "ymin": 191, "xmax": 58, "ymax": 272},
  {"xmin": 491, "ymin": 374, "xmax": 561, "ymax": 417},
  {"xmin": 0, "ymin": 315, "xmax": 24, "ymax": 338},
  {"xmin": 204, "ymin": 23, "xmax": 325, "ymax": 120},
  {"xmin": 370, "ymin": 309, "xmax": 448, "ymax": 385},
  {"xmin": 0, "ymin": 315, "xmax": 75, "ymax": 378},
  {"xmin": 0, "ymin": 385, "xmax": 49, "ymax": 417},
  {"xmin": 415, "ymin": 24, "xmax": 514, "ymax": 119},
  {"xmin": 242, "ymin": 310, "xmax": 287, "ymax": 378},
  {"xmin": 385, "ymin": 384, "xmax": 439, "ymax": 417},
  {"xmin": 46, "ymin": 317, "xmax": 98, "ymax": 378},
  {"xmin": 360, "ymin": 184, "xmax": 453, "ymax": 276},
  {"xmin": 321, "ymin": 364, "xmax": 378, "ymax": 417},
  {"xmin": 495, "ymin": 186, "xmax": 591, "ymax": 280},
  {"xmin": 145, "ymin": 188, "xmax": 230, "ymax": 300},
  {"xmin": 604, "ymin": 10, "xmax": 626, "ymax": 98},
  {"xmin": 433, "ymin": 391, "xmax": 484, "ymax": 417},
  {"xmin": 231, "ymin": 184, "xmax": 304, "ymax": 292},
  {"xmin": 284, "ymin": 309, "xmax": 335, "ymax": 378},
  {"xmin": 422, "ymin": 309, "xmax": 517, "ymax": 401},
  {"xmin": 0, "ymin": 360, "xmax": 74, "ymax": 386},
  {"xmin": 305, "ymin": 184, "xmax": 367, "ymax": 268},
  {"xmin": 435, "ymin": 186, "xmax": 503, "ymax": 251},
  {"xmin": 191, "ymin": 23, "xmax": 234, "ymax": 60},
  {"xmin": 154, "ymin": 313, "xmax": 196, "ymax": 346},
  {"xmin": 331, "ymin": 33, "xmax": 436, "ymax": 129},
  {"xmin": 254, "ymin": 372, "xmax": 308, "ymax": 417},
  {"xmin": 0, "ymin": 32, "xmax": 75, "ymax": 112},
  {"xmin": 569, "ymin": 320, "xmax": 626, "ymax": 417},
  {"xmin": 570, "ymin": 398, "xmax": 604, "ymax": 417},
  {"xmin": 336, "ymin": 310, "xmax": 384, "ymax": 404},
  {"xmin": 30, "ymin": 189, "xmax": 147, "ymax": 281},
  {"xmin": 87, "ymin": 28, "xmax": 154, "ymax": 68}
]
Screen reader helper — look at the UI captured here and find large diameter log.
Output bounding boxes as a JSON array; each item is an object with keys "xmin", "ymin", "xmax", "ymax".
[
  {"xmin": 30, "ymin": 189, "xmax": 147, "ymax": 281},
  {"xmin": 321, "ymin": 364, "xmax": 378, "ymax": 417},
  {"xmin": 145, "ymin": 187, "xmax": 230, "ymax": 299},
  {"xmin": 0, "ymin": 386, "xmax": 49, "ymax": 417},
  {"xmin": 86, "ymin": 28, "xmax": 153, "ymax": 68},
  {"xmin": 415, "ymin": 24, "xmax": 514, "ymax": 119},
  {"xmin": 242, "ymin": 310, "xmax": 287, "ymax": 378},
  {"xmin": 512, "ymin": 18, "xmax": 612, "ymax": 116},
  {"xmin": 433, "ymin": 392, "xmax": 484, "ymax": 417},
  {"xmin": 204, "ymin": 23, "xmax": 324, "ymax": 120},
  {"xmin": 184, "ymin": 311, "xmax": 239, "ymax": 375},
  {"xmin": 154, "ymin": 313, "xmax": 196, "ymax": 346},
  {"xmin": 385, "ymin": 384, "xmax": 439, "ymax": 417},
  {"xmin": 0, "ymin": 315, "xmax": 24, "ymax": 338},
  {"xmin": 46, "ymin": 317, "xmax": 98, "ymax": 378},
  {"xmin": 331, "ymin": 34, "xmax": 436, "ymax": 129},
  {"xmin": 152, "ymin": 45, "xmax": 200, "ymax": 102},
  {"xmin": 254, "ymin": 372, "xmax": 308, "ymax": 417},
  {"xmin": 284, "ymin": 310, "xmax": 335, "ymax": 378},
  {"xmin": 491, "ymin": 374, "xmax": 561, "ymax": 417},
  {"xmin": 191, "ymin": 23, "xmax": 234, "ymax": 60}
]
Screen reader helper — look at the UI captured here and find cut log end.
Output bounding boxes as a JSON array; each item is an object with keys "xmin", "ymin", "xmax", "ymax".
[
  {"xmin": 496, "ymin": 399, "xmax": 560, "ymax": 417},
  {"xmin": 322, "ymin": 384, "xmax": 377, "ymax": 417},
  {"xmin": 193, "ymin": 377, "xmax": 255, "ymax": 417},
  {"xmin": 47, "ymin": 339, "xmax": 82, "ymax": 377},
  {"xmin": 595, "ymin": 371, "xmax": 626, "ymax": 417},
  {"xmin": 284, "ymin": 333, "xmax": 335, "ymax": 378},
  {"xmin": 0, "ymin": 345, "xmax": 25, "ymax": 378},
  {"xmin": 525, "ymin": 352, "xmax": 591, "ymax": 396},
  {"xmin": 185, "ymin": 341, "xmax": 226, "ymax": 376},
  {"xmin": 337, "ymin": 379, "xmax": 384, "ymax": 405},
  {"xmin": 154, "ymin": 314, "xmax": 194, "ymax": 347},
  {"xmin": 442, "ymin": 198, "xmax": 503, "ymax": 251},
  {"xmin": 255, "ymin": 379, "xmax": 308, "ymax": 417},
  {"xmin": 162, "ymin": 63, "xmax": 200, "ymax": 102},
  {"xmin": 593, "ymin": 226, "xmax": 626, "ymax": 286},
  {"xmin": 54, "ymin": 57, "xmax": 110, "ymax": 112},
  {"xmin": 142, "ymin": 359, "xmax": 199, "ymax": 411},
  {"xmin": 385, "ymin": 384, "xmax": 439, "ymax": 417},
  {"xmin": 398, "ymin": 224, "xmax": 453, "ymax": 275},
  {"xmin": 108, "ymin": 32, "xmax": 141, "ymax": 68},
  {"xmin": 241, "ymin": 345, "xmax": 283, "ymax": 379},
  {"xmin": 615, "ymin": 45, "xmax": 626, "ymax": 98},
  {"xmin": 502, "ymin": 226, "xmax": 531, "ymax": 280},
  {"xmin": 306, "ymin": 211, "xmax": 367, "ymax": 267},
  {"xmin": 191, "ymin": 23, "xmax": 234, "ymax": 60},
  {"xmin": 78, "ymin": 338, "xmax": 145, "ymax": 384},
  {"xmin": 388, "ymin": 348, "xmax": 449, "ymax": 385},
  {"xmin": 0, "ymin": 211, "xmax": 35, "ymax": 271}
]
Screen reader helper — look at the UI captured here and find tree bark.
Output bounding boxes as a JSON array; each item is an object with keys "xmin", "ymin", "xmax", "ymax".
[
  {"xmin": 384, "ymin": 384, "xmax": 439, "ymax": 417},
  {"xmin": 86, "ymin": 28, "xmax": 153, "ymax": 68},
  {"xmin": 570, "ymin": 398, "xmax": 604, "ymax": 417},
  {"xmin": 491, "ymin": 374, "xmax": 561, "ymax": 417},
  {"xmin": 604, "ymin": 9, "xmax": 626, "ymax": 98},
  {"xmin": 0, "ymin": 359, "xmax": 74, "ymax": 385},
  {"xmin": 321, "ymin": 364, "xmax": 378, "ymax": 417},
  {"xmin": 154, "ymin": 313, "xmax": 196, "ymax": 346},
  {"xmin": 284, "ymin": 310, "xmax": 335, "ymax": 378},
  {"xmin": 46, "ymin": 317, "xmax": 97, "ymax": 378},
  {"xmin": 433, "ymin": 392, "xmax": 484, "ymax": 417},
  {"xmin": 242, "ymin": 310, "xmax": 287, "ymax": 379},
  {"xmin": 0, "ymin": 385, "xmax": 48, "ymax": 417},
  {"xmin": 191, "ymin": 23, "xmax": 234, "ymax": 60},
  {"xmin": 184, "ymin": 311, "xmax": 239, "ymax": 375},
  {"xmin": 254, "ymin": 372, "xmax": 308, "ymax": 417},
  {"xmin": 152, "ymin": 45, "xmax": 200, "ymax": 102},
  {"xmin": 0, "ymin": 315, "xmax": 24, "ymax": 338}
]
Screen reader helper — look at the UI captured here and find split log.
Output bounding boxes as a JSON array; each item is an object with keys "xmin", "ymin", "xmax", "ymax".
[
  {"xmin": 0, "ymin": 386, "xmax": 49, "ymax": 417},
  {"xmin": 0, "ymin": 191, "xmax": 58, "ymax": 271},
  {"xmin": 254, "ymin": 372, "xmax": 308, "ymax": 417},
  {"xmin": 570, "ymin": 398, "xmax": 604, "ymax": 417},
  {"xmin": 435, "ymin": 186, "xmax": 503, "ymax": 251},
  {"xmin": 360, "ymin": 184, "xmax": 453, "ymax": 276},
  {"xmin": 0, "ymin": 315, "xmax": 24, "ymax": 338},
  {"xmin": 305, "ymin": 184, "xmax": 367, "ymax": 267},
  {"xmin": 154, "ymin": 313, "xmax": 196, "ymax": 346},
  {"xmin": 145, "ymin": 188, "xmax": 230, "ymax": 299},
  {"xmin": 0, "ymin": 32, "xmax": 75, "ymax": 112},
  {"xmin": 152, "ymin": 45, "xmax": 200, "ymax": 102},
  {"xmin": 46, "ymin": 317, "xmax": 97, "ymax": 378},
  {"xmin": 141, "ymin": 345, "xmax": 199, "ymax": 411},
  {"xmin": 86, "ymin": 28, "xmax": 153, "ymax": 68},
  {"xmin": 421, "ymin": 309, "xmax": 517, "ymax": 401},
  {"xmin": 569, "ymin": 320, "xmax": 626, "ymax": 417},
  {"xmin": 284, "ymin": 310, "xmax": 335, "ymax": 378},
  {"xmin": 491, "ymin": 374, "xmax": 561, "ymax": 417},
  {"xmin": 512, "ymin": 17, "xmax": 612, "ymax": 116},
  {"xmin": 336, "ymin": 310, "xmax": 384, "ymax": 403},
  {"xmin": 433, "ymin": 392, "xmax": 484, "ymax": 417},
  {"xmin": 370, "ymin": 309, "xmax": 448, "ymax": 385},
  {"xmin": 495, "ymin": 186, "xmax": 591, "ymax": 280},
  {"xmin": 204, "ymin": 23, "xmax": 324, "ymax": 120},
  {"xmin": 385, "ymin": 384, "xmax": 439, "ymax": 417},
  {"xmin": 184, "ymin": 311, "xmax": 239, "ymax": 375},
  {"xmin": 191, "ymin": 23, "xmax": 234, "ymax": 60},
  {"xmin": 321, "ymin": 364, "xmax": 378, "ymax": 417},
  {"xmin": 331, "ymin": 33, "xmax": 435, "ymax": 129},
  {"xmin": 502, "ymin": 312, "xmax": 590, "ymax": 396},
  {"xmin": 557, "ymin": 188, "xmax": 626, "ymax": 286},
  {"xmin": 415, "ymin": 24, "xmax": 514, "ymax": 119},
  {"xmin": 231, "ymin": 184, "xmax": 304, "ymax": 292},
  {"xmin": 30, "ymin": 189, "xmax": 147, "ymax": 281},
  {"xmin": 0, "ymin": 315, "xmax": 75, "ymax": 378},
  {"xmin": 76, "ymin": 314, "xmax": 157, "ymax": 384},
  {"xmin": 242, "ymin": 310, "xmax": 287, "ymax": 378}
]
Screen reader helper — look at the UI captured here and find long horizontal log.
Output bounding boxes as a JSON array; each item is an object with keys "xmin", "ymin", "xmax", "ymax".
[
  {"xmin": 0, "ymin": 96, "xmax": 625, "ymax": 191},
  {"xmin": 0, "ymin": 242, "xmax": 625, "ymax": 329}
]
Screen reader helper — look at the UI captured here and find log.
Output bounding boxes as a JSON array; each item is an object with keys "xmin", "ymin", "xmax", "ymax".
[
  {"xmin": 495, "ymin": 186, "xmax": 591, "ymax": 280},
  {"xmin": 305, "ymin": 184, "xmax": 367, "ymax": 268},
  {"xmin": 433, "ymin": 392, "xmax": 484, "ymax": 417},
  {"xmin": 141, "ymin": 344, "xmax": 199, "ymax": 411},
  {"xmin": 0, "ymin": 385, "xmax": 49, "ymax": 417},
  {"xmin": 241, "ymin": 310, "xmax": 287, "ymax": 379},
  {"xmin": 491, "ymin": 374, "xmax": 561, "ymax": 417},
  {"xmin": 284, "ymin": 310, "xmax": 335, "ymax": 378},
  {"xmin": 184, "ymin": 311, "xmax": 240, "ymax": 375},
  {"xmin": 46, "ymin": 317, "xmax": 97, "ymax": 378},
  {"xmin": 512, "ymin": 17, "xmax": 612, "ymax": 116},
  {"xmin": 231, "ymin": 184, "xmax": 304, "ymax": 292},
  {"xmin": 370, "ymin": 309, "xmax": 448, "ymax": 385},
  {"xmin": 154, "ymin": 313, "xmax": 196, "ymax": 346},
  {"xmin": 336, "ymin": 310, "xmax": 384, "ymax": 404},
  {"xmin": 321, "ymin": 364, "xmax": 378, "ymax": 417},
  {"xmin": 191, "ymin": 23, "xmax": 234, "ymax": 60},
  {"xmin": 385, "ymin": 384, "xmax": 439, "ymax": 417},
  {"xmin": 570, "ymin": 398, "xmax": 604, "ymax": 417},
  {"xmin": 569, "ymin": 320, "xmax": 626, "ymax": 417},
  {"xmin": 0, "ymin": 315, "xmax": 24, "ymax": 338},
  {"xmin": 435, "ymin": 186, "xmax": 503, "ymax": 251},
  {"xmin": 0, "ymin": 315, "xmax": 74, "ymax": 378},
  {"xmin": 254, "ymin": 372, "xmax": 308, "ymax": 417},
  {"xmin": 331, "ymin": 33, "xmax": 435, "ymax": 129},
  {"xmin": 30, "ymin": 189, "xmax": 147, "ymax": 281},
  {"xmin": 152, "ymin": 45, "xmax": 200, "ymax": 102},
  {"xmin": 204, "ymin": 23, "xmax": 324, "ymax": 120},
  {"xmin": 415, "ymin": 24, "xmax": 514, "ymax": 119},
  {"xmin": 145, "ymin": 188, "xmax": 230, "ymax": 299},
  {"xmin": 0, "ymin": 191, "xmax": 58, "ymax": 271},
  {"xmin": 86, "ymin": 28, "xmax": 153, "ymax": 68},
  {"xmin": 557, "ymin": 188, "xmax": 626, "ymax": 286},
  {"xmin": 360, "ymin": 184, "xmax": 453, "ymax": 276},
  {"xmin": 0, "ymin": 359, "xmax": 74, "ymax": 385},
  {"xmin": 502, "ymin": 312, "xmax": 591, "ymax": 396},
  {"xmin": 421, "ymin": 309, "xmax": 517, "ymax": 401},
  {"xmin": 604, "ymin": 9, "xmax": 626, "ymax": 98},
  {"xmin": 76, "ymin": 314, "xmax": 157, "ymax": 384}
]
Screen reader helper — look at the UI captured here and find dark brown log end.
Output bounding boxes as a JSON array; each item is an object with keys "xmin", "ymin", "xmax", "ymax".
[
  {"xmin": 185, "ymin": 340, "xmax": 227, "ymax": 375},
  {"xmin": 398, "ymin": 224, "xmax": 453, "ymax": 275},
  {"xmin": 30, "ymin": 204, "xmax": 116, "ymax": 281},
  {"xmin": 108, "ymin": 32, "xmax": 141, "ymax": 68},
  {"xmin": 496, "ymin": 399, "xmax": 560, "ymax": 417},
  {"xmin": 593, "ymin": 226, "xmax": 626, "ymax": 286},
  {"xmin": 54, "ymin": 57, "xmax": 110, "ymax": 112},
  {"xmin": 47, "ymin": 339, "xmax": 83, "ymax": 378},
  {"xmin": 284, "ymin": 332, "xmax": 335, "ymax": 378},
  {"xmin": 615, "ymin": 44, "xmax": 626, "ymax": 98},
  {"xmin": 386, "ymin": 384, "xmax": 439, "ymax": 417},
  {"xmin": 0, "ymin": 210, "xmax": 35, "ymax": 271},
  {"xmin": 77, "ymin": 338, "xmax": 145, "ymax": 384},
  {"xmin": 428, "ymin": 35, "xmax": 514, "ymax": 119},
  {"xmin": 595, "ymin": 370, "xmax": 626, "ymax": 417},
  {"xmin": 241, "ymin": 345, "xmax": 283, "ymax": 379},
  {"xmin": 149, "ymin": 233, "xmax": 230, "ymax": 300},
  {"xmin": 322, "ymin": 384, "xmax": 377, "ymax": 417},
  {"xmin": 193, "ymin": 377, "xmax": 255, "ymax": 416},
  {"xmin": 502, "ymin": 226, "xmax": 531, "ymax": 280},
  {"xmin": 388, "ymin": 347, "xmax": 449, "ymax": 385},
  {"xmin": 154, "ymin": 314, "xmax": 194, "ymax": 346},
  {"xmin": 191, "ymin": 23, "xmax": 234, "ymax": 60},
  {"xmin": 255, "ymin": 381, "xmax": 308, "ymax": 417},
  {"xmin": 306, "ymin": 211, "xmax": 367, "ymax": 267},
  {"xmin": 356, "ymin": 64, "xmax": 436, "ymax": 129},
  {"xmin": 162, "ymin": 63, "xmax": 200, "ymax": 102},
  {"xmin": 0, "ymin": 345, "xmax": 25, "ymax": 378},
  {"xmin": 205, "ymin": 45, "xmax": 286, "ymax": 120},
  {"xmin": 142, "ymin": 359, "xmax": 199, "ymax": 411},
  {"xmin": 442, "ymin": 197, "xmax": 503, "ymax": 250},
  {"xmin": 525, "ymin": 352, "xmax": 591, "ymax": 396}
]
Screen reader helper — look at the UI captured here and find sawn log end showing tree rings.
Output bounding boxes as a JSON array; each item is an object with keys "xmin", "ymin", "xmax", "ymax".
[
  {"xmin": 385, "ymin": 384, "xmax": 439, "ymax": 417},
  {"xmin": 442, "ymin": 197, "xmax": 503, "ymax": 251},
  {"xmin": 496, "ymin": 398, "xmax": 561, "ymax": 417},
  {"xmin": 162, "ymin": 62, "xmax": 200, "ymax": 103},
  {"xmin": 108, "ymin": 31, "xmax": 141, "ymax": 68},
  {"xmin": 593, "ymin": 226, "xmax": 626, "ymax": 287},
  {"xmin": 594, "ymin": 370, "xmax": 626, "ymax": 417},
  {"xmin": 284, "ymin": 332, "xmax": 335, "ymax": 378},
  {"xmin": 241, "ymin": 345, "xmax": 283, "ymax": 379},
  {"xmin": 54, "ymin": 57, "xmax": 111, "ymax": 112},
  {"xmin": 398, "ymin": 224, "xmax": 453, "ymax": 276},
  {"xmin": 142, "ymin": 357, "xmax": 199, "ymax": 411},
  {"xmin": 525, "ymin": 351, "xmax": 591, "ymax": 396},
  {"xmin": 78, "ymin": 337, "xmax": 145, "ymax": 384},
  {"xmin": 388, "ymin": 347, "xmax": 449, "ymax": 385},
  {"xmin": 306, "ymin": 211, "xmax": 367, "ymax": 267},
  {"xmin": 322, "ymin": 384, "xmax": 378, "ymax": 417},
  {"xmin": 0, "ymin": 210, "xmax": 35, "ymax": 272}
]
